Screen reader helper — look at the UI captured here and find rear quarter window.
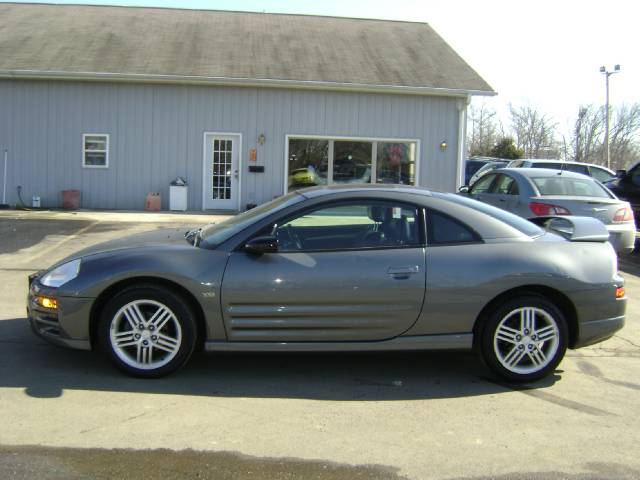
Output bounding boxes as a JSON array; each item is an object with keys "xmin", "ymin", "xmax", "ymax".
[{"xmin": 427, "ymin": 210, "xmax": 481, "ymax": 245}]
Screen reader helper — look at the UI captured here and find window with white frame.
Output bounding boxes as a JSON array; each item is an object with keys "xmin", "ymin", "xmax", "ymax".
[
  {"xmin": 83, "ymin": 134, "xmax": 109, "ymax": 168},
  {"xmin": 287, "ymin": 136, "xmax": 417, "ymax": 192}
]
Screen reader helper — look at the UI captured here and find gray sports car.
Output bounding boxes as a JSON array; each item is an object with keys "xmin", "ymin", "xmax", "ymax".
[{"xmin": 27, "ymin": 185, "xmax": 626, "ymax": 382}]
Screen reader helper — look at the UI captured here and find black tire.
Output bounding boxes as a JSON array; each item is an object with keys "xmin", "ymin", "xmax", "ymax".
[
  {"xmin": 97, "ymin": 284, "xmax": 197, "ymax": 378},
  {"xmin": 479, "ymin": 295, "xmax": 568, "ymax": 383}
]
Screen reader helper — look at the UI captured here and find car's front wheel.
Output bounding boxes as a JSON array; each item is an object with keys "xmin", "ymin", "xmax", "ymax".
[
  {"xmin": 98, "ymin": 285, "xmax": 197, "ymax": 377},
  {"xmin": 479, "ymin": 295, "xmax": 568, "ymax": 383}
]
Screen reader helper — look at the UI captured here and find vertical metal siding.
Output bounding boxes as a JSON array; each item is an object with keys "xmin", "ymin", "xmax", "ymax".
[{"xmin": 0, "ymin": 79, "xmax": 461, "ymax": 210}]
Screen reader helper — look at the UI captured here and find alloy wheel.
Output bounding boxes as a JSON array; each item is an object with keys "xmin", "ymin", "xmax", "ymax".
[
  {"xmin": 492, "ymin": 306, "xmax": 560, "ymax": 375},
  {"xmin": 109, "ymin": 299, "xmax": 182, "ymax": 370}
]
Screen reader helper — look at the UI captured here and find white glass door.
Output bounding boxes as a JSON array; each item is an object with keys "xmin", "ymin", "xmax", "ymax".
[{"xmin": 204, "ymin": 134, "xmax": 240, "ymax": 210}]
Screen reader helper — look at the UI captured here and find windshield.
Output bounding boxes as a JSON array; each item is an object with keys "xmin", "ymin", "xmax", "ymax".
[
  {"xmin": 449, "ymin": 193, "xmax": 543, "ymax": 237},
  {"xmin": 532, "ymin": 176, "xmax": 613, "ymax": 198},
  {"xmin": 199, "ymin": 192, "xmax": 305, "ymax": 247}
]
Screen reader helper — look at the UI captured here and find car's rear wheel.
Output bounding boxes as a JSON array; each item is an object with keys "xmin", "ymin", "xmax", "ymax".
[
  {"xmin": 98, "ymin": 285, "xmax": 197, "ymax": 377},
  {"xmin": 480, "ymin": 295, "xmax": 568, "ymax": 383}
]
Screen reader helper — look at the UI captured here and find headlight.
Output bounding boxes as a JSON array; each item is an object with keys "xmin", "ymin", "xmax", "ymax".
[{"xmin": 40, "ymin": 259, "xmax": 81, "ymax": 288}]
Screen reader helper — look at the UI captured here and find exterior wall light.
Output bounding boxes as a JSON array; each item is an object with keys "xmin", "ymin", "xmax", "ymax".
[
  {"xmin": 440, "ymin": 141, "xmax": 447, "ymax": 152},
  {"xmin": 258, "ymin": 134, "xmax": 266, "ymax": 145}
]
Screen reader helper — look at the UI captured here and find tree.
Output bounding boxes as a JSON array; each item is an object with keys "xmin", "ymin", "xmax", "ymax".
[
  {"xmin": 509, "ymin": 104, "xmax": 559, "ymax": 158},
  {"xmin": 571, "ymin": 105, "xmax": 603, "ymax": 164},
  {"xmin": 467, "ymin": 104, "xmax": 501, "ymax": 156},
  {"xmin": 490, "ymin": 137, "xmax": 524, "ymax": 160},
  {"xmin": 568, "ymin": 103, "xmax": 640, "ymax": 170},
  {"xmin": 609, "ymin": 104, "xmax": 640, "ymax": 170}
]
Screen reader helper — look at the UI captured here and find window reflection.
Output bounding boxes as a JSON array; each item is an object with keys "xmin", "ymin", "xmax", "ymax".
[
  {"xmin": 333, "ymin": 141, "xmax": 372, "ymax": 184},
  {"xmin": 376, "ymin": 142, "xmax": 415, "ymax": 185},
  {"xmin": 288, "ymin": 139, "xmax": 329, "ymax": 190}
]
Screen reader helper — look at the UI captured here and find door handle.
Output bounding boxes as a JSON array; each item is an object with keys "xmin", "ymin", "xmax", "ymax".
[{"xmin": 388, "ymin": 266, "xmax": 420, "ymax": 279}]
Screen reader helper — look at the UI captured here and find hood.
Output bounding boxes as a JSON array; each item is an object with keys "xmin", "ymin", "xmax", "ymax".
[{"xmin": 56, "ymin": 227, "xmax": 195, "ymax": 265}]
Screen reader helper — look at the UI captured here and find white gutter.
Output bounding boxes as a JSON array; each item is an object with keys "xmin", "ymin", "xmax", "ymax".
[
  {"xmin": 0, "ymin": 69, "xmax": 497, "ymax": 98},
  {"xmin": 456, "ymin": 95, "xmax": 472, "ymax": 190}
]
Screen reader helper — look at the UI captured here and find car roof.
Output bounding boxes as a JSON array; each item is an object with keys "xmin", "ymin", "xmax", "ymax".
[
  {"xmin": 513, "ymin": 159, "xmax": 614, "ymax": 173},
  {"xmin": 497, "ymin": 167, "xmax": 594, "ymax": 180},
  {"xmin": 296, "ymin": 184, "xmax": 434, "ymax": 198}
]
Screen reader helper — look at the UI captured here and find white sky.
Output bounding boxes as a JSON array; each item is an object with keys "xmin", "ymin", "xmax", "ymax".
[{"xmin": 13, "ymin": 0, "xmax": 640, "ymax": 133}]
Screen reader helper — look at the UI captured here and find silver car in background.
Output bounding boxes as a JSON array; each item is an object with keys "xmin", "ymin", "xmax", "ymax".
[
  {"xmin": 506, "ymin": 159, "xmax": 617, "ymax": 184},
  {"xmin": 463, "ymin": 168, "xmax": 636, "ymax": 254}
]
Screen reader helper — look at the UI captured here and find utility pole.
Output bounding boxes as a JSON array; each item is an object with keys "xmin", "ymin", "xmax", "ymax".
[{"xmin": 600, "ymin": 64, "xmax": 621, "ymax": 170}]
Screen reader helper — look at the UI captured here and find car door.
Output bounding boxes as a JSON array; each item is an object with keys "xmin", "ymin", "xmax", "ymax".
[
  {"xmin": 220, "ymin": 200, "xmax": 426, "ymax": 342},
  {"xmin": 480, "ymin": 173, "xmax": 521, "ymax": 213}
]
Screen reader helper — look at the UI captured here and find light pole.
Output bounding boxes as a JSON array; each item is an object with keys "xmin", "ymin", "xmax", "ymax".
[{"xmin": 600, "ymin": 64, "xmax": 621, "ymax": 170}]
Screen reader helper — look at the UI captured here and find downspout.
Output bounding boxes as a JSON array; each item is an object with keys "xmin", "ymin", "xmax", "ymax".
[{"xmin": 456, "ymin": 95, "xmax": 472, "ymax": 190}]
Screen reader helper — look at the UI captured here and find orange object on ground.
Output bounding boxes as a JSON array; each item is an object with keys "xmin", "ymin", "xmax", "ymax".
[{"xmin": 145, "ymin": 193, "xmax": 161, "ymax": 211}]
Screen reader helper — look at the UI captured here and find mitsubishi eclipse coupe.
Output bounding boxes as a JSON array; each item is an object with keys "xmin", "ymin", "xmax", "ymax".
[{"xmin": 27, "ymin": 185, "xmax": 626, "ymax": 382}]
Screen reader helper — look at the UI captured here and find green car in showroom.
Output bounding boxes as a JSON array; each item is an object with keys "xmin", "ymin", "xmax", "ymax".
[{"xmin": 28, "ymin": 185, "xmax": 626, "ymax": 382}]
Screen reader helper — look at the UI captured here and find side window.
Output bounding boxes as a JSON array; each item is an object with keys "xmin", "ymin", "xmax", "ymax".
[
  {"xmin": 533, "ymin": 163, "xmax": 561, "ymax": 169},
  {"xmin": 83, "ymin": 134, "xmax": 109, "ymax": 168},
  {"xmin": 590, "ymin": 167, "xmax": 614, "ymax": 183},
  {"xmin": 631, "ymin": 168, "xmax": 640, "ymax": 187},
  {"xmin": 274, "ymin": 202, "xmax": 421, "ymax": 252},
  {"xmin": 565, "ymin": 164, "xmax": 589, "ymax": 175},
  {"xmin": 493, "ymin": 174, "xmax": 518, "ymax": 195},
  {"xmin": 427, "ymin": 210, "xmax": 481, "ymax": 245},
  {"xmin": 470, "ymin": 173, "xmax": 497, "ymax": 194}
]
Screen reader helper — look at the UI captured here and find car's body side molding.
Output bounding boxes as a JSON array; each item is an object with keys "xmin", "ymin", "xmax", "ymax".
[{"xmin": 204, "ymin": 333, "xmax": 473, "ymax": 352}]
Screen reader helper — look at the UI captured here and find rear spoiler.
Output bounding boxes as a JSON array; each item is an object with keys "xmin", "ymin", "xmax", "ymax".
[{"xmin": 530, "ymin": 216, "xmax": 610, "ymax": 242}]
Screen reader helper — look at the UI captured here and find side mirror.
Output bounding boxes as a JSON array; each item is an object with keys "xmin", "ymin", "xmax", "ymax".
[
  {"xmin": 458, "ymin": 186, "xmax": 469, "ymax": 194},
  {"xmin": 616, "ymin": 169, "xmax": 627, "ymax": 178},
  {"xmin": 245, "ymin": 235, "xmax": 278, "ymax": 254}
]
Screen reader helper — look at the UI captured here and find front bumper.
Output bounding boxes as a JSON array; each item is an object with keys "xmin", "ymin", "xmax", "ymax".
[{"xmin": 27, "ymin": 274, "xmax": 92, "ymax": 350}]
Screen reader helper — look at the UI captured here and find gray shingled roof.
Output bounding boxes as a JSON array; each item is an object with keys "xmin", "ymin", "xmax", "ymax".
[{"xmin": 0, "ymin": 3, "xmax": 494, "ymax": 95}]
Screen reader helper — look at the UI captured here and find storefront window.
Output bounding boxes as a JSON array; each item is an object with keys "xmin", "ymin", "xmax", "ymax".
[
  {"xmin": 288, "ymin": 139, "xmax": 329, "ymax": 190},
  {"xmin": 376, "ymin": 142, "xmax": 415, "ymax": 185},
  {"xmin": 287, "ymin": 137, "xmax": 417, "ymax": 192}
]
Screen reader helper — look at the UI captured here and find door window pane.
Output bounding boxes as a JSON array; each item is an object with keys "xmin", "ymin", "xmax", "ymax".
[
  {"xmin": 376, "ymin": 142, "xmax": 415, "ymax": 185},
  {"xmin": 288, "ymin": 139, "xmax": 329, "ymax": 191},
  {"xmin": 469, "ymin": 173, "xmax": 497, "ymax": 194},
  {"xmin": 493, "ymin": 174, "xmax": 517, "ymax": 195},
  {"xmin": 333, "ymin": 141, "xmax": 372, "ymax": 184},
  {"xmin": 212, "ymin": 139, "xmax": 233, "ymax": 200},
  {"xmin": 276, "ymin": 202, "xmax": 420, "ymax": 252}
]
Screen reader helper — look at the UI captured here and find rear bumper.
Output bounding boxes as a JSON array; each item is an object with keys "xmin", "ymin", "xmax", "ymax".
[
  {"xmin": 607, "ymin": 223, "xmax": 636, "ymax": 255},
  {"xmin": 572, "ymin": 315, "xmax": 625, "ymax": 349}
]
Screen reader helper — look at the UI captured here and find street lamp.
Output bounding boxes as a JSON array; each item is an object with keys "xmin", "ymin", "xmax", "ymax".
[{"xmin": 600, "ymin": 64, "xmax": 621, "ymax": 170}]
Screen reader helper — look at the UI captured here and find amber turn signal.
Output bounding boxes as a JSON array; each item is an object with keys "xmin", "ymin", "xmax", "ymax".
[
  {"xmin": 36, "ymin": 295, "xmax": 58, "ymax": 309},
  {"xmin": 615, "ymin": 287, "xmax": 625, "ymax": 299}
]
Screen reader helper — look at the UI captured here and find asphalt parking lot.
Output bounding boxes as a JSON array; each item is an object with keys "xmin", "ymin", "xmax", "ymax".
[{"xmin": 1, "ymin": 210, "xmax": 639, "ymax": 480}]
